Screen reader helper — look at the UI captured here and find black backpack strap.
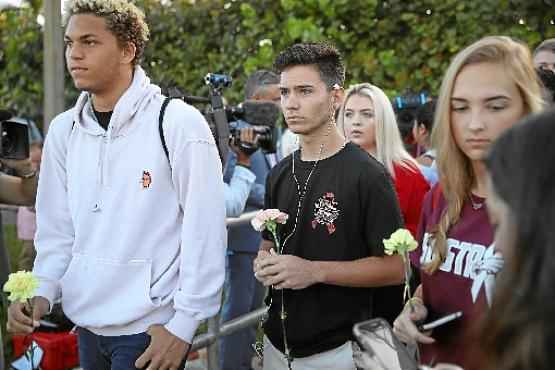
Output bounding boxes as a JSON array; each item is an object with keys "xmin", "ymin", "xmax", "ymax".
[{"xmin": 159, "ymin": 97, "xmax": 174, "ymax": 165}]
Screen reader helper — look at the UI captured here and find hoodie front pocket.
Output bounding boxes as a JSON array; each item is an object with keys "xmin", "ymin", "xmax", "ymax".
[{"xmin": 60, "ymin": 253, "xmax": 159, "ymax": 328}]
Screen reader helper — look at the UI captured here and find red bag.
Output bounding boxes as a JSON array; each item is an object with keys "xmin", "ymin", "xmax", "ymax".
[{"xmin": 12, "ymin": 331, "xmax": 79, "ymax": 370}]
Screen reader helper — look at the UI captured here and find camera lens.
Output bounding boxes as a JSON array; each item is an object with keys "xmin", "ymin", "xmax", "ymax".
[
  {"xmin": 0, "ymin": 121, "xmax": 30, "ymax": 159},
  {"xmin": 1, "ymin": 129, "xmax": 14, "ymax": 156}
]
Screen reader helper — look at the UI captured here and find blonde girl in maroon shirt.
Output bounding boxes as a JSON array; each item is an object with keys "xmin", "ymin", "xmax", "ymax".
[{"xmin": 392, "ymin": 36, "xmax": 543, "ymax": 366}]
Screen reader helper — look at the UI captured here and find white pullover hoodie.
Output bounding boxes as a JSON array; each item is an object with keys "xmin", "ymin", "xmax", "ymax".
[{"xmin": 33, "ymin": 67, "xmax": 226, "ymax": 343}]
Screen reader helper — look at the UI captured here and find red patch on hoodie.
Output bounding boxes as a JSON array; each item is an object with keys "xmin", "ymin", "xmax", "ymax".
[{"xmin": 141, "ymin": 171, "xmax": 152, "ymax": 189}]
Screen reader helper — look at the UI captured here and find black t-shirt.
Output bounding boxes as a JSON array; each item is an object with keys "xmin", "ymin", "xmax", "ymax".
[
  {"xmin": 93, "ymin": 109, "xmax": 113, "ymax": 131},
  {"xmin": 262, "ymin": 142, "xmax": 403, "ymax": 357}
]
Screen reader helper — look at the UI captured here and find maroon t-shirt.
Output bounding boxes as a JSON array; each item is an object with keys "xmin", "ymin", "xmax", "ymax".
[{"xmin": 410, "ymin": 186, "xmax": 493, "ymax": 366}]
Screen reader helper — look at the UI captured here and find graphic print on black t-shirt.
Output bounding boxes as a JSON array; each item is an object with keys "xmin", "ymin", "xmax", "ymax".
[
  {"xmin": 311, "ymin": 192, "xmax": 340, "ymax": 234},
  {"xmin": 262, "ymin": 142, "xmax": 404, "ymax": 358}
]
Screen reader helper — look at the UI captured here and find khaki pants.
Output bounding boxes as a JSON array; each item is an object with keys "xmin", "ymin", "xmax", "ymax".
[{"xmin": 263, "ymin": 336, "xmax": 357, "ymax": 370}]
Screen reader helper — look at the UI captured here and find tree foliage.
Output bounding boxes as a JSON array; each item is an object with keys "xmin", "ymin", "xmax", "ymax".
[{"xmin": 0, "ymin": 0, "xmax": 554, "ymax": 125}]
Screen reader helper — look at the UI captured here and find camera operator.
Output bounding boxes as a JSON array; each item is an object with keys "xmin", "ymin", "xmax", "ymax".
[
  {"xmin": 225, "ymin": 127, "xmax": 257, "ymax": 217},
  {"xmin": 220, "ymin": 69, "xmax": 280, "ymax": 370}
]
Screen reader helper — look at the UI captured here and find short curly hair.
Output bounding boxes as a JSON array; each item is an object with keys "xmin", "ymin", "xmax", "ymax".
[
  {"xmin": 63, "ymin": 0, "xmax": 149, "ymax": 66},
  {"xmin": 273, "ymin": 42, "xmax": 345, "ymax": 89}
]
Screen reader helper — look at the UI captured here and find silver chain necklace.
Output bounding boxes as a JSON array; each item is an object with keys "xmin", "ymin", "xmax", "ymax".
[
  {"xmin": 281, "ymin": 119, "xmax": 344, "ymax": 251},
  {"xmin": 281, "ymin": 141, "xmax": 325, "ymax": 251},
  {"xmin": 257, "ymin": 104, "xmax": 345, "ymax": 368}
]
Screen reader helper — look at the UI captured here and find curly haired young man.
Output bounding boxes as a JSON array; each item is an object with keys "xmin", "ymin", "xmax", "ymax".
[{"xmin": 7, "ymin": 2, "xmax": 226, "ymax": 369}]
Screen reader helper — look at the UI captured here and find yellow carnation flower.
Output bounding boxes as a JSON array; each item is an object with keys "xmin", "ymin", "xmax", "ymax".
[
  {"xmin": 383, "ymin": 228, "xmax": 418, "ymax": 256},
  {"xmin": 383, "ymin": 228, "xmax": 418, "ymax": 304},
  {"xmin": 3, "ymin": 270, "xmax": 39, "ymax": 302}
]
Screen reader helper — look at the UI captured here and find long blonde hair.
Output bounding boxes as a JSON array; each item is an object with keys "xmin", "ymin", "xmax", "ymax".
[
  {"xmin": 338, "ymin": 83, "xmax": 417, "ymax": 177},
  {"xmin": 424, "ymin": 36, "xmax": 544, "ymax": 273}
]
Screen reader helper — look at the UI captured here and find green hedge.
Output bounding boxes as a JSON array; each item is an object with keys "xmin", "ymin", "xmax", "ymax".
[{"xmin": 0, "ymin": 0, "xmax": 554, "ymax": 126}]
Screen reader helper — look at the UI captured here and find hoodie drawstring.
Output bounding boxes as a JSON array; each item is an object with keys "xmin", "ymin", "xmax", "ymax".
[{"xmin": 92, "ymin": 124, "xmax": 114, "ymax": 213}]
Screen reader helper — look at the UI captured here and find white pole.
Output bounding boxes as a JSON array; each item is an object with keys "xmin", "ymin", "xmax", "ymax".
[{"xmin": 43, "ymin": 0, "xmax": 65, "ymax": 133}]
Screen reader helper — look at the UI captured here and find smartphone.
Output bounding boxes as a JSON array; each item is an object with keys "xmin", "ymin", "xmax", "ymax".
[
  {"xmin": 353, "ymin": 318, "xmax": 419, "ymax": 370},
  {"xmin": 417, "ymin": 311, "xmax": 463, "ymax": 332}
]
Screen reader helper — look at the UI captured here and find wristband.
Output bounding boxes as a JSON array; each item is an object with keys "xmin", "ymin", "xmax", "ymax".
[{"xmin": 18, "ymin": 169, "xmax": 37, "ymax": 179}]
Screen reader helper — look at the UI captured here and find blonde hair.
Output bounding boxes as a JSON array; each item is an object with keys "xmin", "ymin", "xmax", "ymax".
[
  {"xmin": 63, "ymin": 0, "xmax": 149, "ymax": 66},
  {"xmin": 338, "ymin": 82, "xmax": 417, "ymax": 177},
  {"xmin": 425, "ymin": 36, "xmax": 544, "ymax": 273}
]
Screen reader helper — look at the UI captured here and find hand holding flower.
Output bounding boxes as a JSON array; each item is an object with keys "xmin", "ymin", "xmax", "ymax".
[
  {"xmin": 252, "ymin": 209, "xmax": 290, "ymax": 284},
  {"xmin": 255, "ymin": 253, "xmax": 321, "ymax": 290},
  {"xmin": 383, "ymin": 229, "xmax": 418, "ymax": 304},
  {"xmin": 4, "ymin": 271, "xmax": 48, "ymax": 335},
  {"xmin": 3, "ymin": 271, "xmax": 38, "ymax": 303},
  {"xmin": 252, "ymin": 208, "xmax": 295, "ymax": 365}
]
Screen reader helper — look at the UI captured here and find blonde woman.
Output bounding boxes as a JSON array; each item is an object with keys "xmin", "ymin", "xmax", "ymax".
[
  {"xmin": 339, "ymin": 83, "xmax": 430, "ymax": 237},
  {"xmin": 392, "ymin": 36, "xmax": 543, "ymax": 367},
  {"xmin": 339, "ymin": 83, "xmax": 430, "ymax": 326}
]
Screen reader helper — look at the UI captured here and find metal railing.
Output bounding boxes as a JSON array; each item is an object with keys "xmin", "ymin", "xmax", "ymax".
[
  {"xmin": 190, "ymin": 210, "xmax": 264, "ymax": 370},
  {"xmin": 191, "ymin": 307, "xmax": 267, "ymax": 369}
]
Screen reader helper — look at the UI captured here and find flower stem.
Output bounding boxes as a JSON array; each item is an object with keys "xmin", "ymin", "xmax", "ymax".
[
  {"xmin": 26, "ymin": 298, "xmax": 35, "ymax": 369},
  {"xmin": 402, "ymin": 254, "xmax": 414, "ymax": 312},
  {"xmin": 269, "ymin": 226, "xmax": 290, "ymax": 367},
  {"xmin": 271, "ymin": 230, "xmax": 281, "ymax": 254}
]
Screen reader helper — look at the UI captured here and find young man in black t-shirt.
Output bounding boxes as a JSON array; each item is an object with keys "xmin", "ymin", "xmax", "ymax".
[{"xmin": 253, "ymin": 42, "xmax": 404, "ymax": 369}]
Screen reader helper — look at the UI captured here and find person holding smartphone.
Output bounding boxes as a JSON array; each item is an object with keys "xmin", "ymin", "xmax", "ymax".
[{"xmin": 392, "ymin": 36, "xmax": 543, "ymax": 366}]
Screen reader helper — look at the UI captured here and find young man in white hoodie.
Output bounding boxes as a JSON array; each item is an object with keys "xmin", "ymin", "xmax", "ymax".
[{"xmin": 6, "ymin": 1, "xmax": 226, "ymax": 370}]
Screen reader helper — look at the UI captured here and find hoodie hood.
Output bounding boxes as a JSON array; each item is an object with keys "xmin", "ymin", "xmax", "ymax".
[
  {"xmin": 70, "ymin": 66, "xmax": 161, "ymax": 212},
  {"xmin": 73, "ymin": 66, "xmax": 161, "ymax": 137}
]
